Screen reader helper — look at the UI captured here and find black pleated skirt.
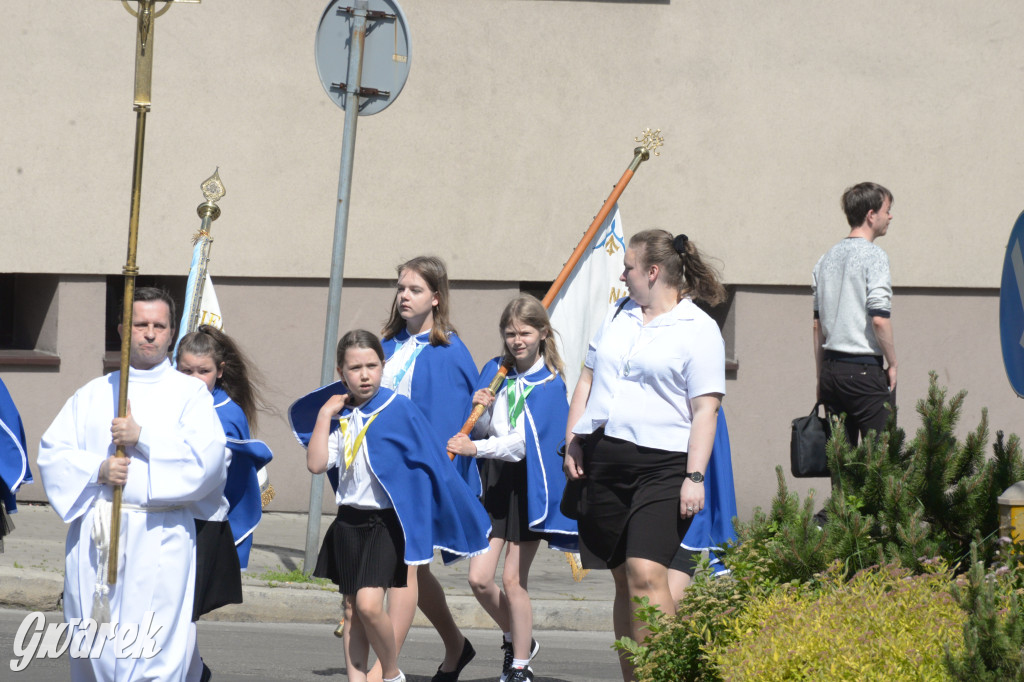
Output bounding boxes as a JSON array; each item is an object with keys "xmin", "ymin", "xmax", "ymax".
[
  {"xmin": 193, "ymin": 519, "xmax": 243, "ymax": 620},
  {"xmin": 479, "ymin": 457, "xmax": 546, "ymax": 542},
  {"xmin": 578, "ymin": 429, "xmax": 692, "ymax": 570},
  {"xmin": 313, "ymin": 506, "xmax": 407, "ymax": 595}
]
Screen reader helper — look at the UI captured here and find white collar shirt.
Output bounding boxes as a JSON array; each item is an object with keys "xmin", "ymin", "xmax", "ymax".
[
  {"xmin": 572, "ymin": 297, "xmax": 725, "ymax": 451},
  {"xmin": 328, "ymin": 401, "xmax": 393, "ymax": 510},
  {"xmin": 382, "ymin": 331, "xmax": 430, "ymax": 397},
  {"xmin": 473, "ymin": 357, "xmax": 552, "ymax": 462}
]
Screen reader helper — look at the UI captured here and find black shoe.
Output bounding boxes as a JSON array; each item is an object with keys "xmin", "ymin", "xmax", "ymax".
[
  {"xmin": 500, "ymin": 639, "xmax": 514, "ymax": 682},
  {"xmin": 500, "ymin": 639, "xmax": 539, "ymax": 682},
  {"xmin": 430, "ymin": 637, "xmax": 475, "ymax": 682},
  {"xmin": 200, "ymin": 662, "xmax": 213, "ymax": 682},
  {"xmin": 506, "ymin": 667, "xmax": 535, "ymax": 682}
]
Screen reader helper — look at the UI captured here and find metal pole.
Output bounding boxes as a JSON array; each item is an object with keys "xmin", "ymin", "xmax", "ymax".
[{"xmin": 304, "ymin": 0, "xmax": 369, "ymax": 574}]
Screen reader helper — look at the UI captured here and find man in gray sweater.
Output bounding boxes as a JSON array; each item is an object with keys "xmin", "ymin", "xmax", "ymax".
[{"xmin": 812, "ymin": 182, "xmax": 897, "ymax": 447}]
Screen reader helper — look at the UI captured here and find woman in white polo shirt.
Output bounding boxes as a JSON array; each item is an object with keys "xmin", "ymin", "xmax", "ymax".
[{"xmin": 563, "ymin": 229, "xmax": 726, "ymax": 681}]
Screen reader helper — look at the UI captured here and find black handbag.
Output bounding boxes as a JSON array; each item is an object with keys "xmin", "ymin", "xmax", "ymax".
[
  {"xmin": 560, "ymin": 477, "xmax": 585, "ymax": 521},
  {"xmin": 557, "ymin": 441, "xmax": 586, "ymax": 520},
  {"xmin": 790, "ymin": 403, "xmax": 831, "ymax": 478}
]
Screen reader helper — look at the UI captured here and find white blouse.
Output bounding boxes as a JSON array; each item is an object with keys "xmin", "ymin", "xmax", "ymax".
[
  {"xmin": 472, "ymin": 357, "xmax": 551, "ymax": 462},
  {"xmin": 328, "ymin": 399, "xmax": 393, "ymax": 510},
  {"xmin": 381, "ymin": 331, "xmax": 430, "ymax": 397},
  {"xmin": 572, "ymin": 298, "xmax": 725, "ymax": 452}
]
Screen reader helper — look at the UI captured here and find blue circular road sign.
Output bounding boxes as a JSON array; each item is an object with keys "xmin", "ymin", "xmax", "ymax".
[{"xmin": 1000, "ymin": 210, "xmax": 1024, "ymax": 397}]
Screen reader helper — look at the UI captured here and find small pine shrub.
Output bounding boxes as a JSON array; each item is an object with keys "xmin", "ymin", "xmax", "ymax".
[
  {"xmin": 709, "ymin": 562, "xmax": 965, "ymax": 681},
  {"xmin": 616, "ymin": 376, "xmax": 1024, "ymax": 681},
  {"xmin": 944, "ymin": 541, "xmax": 1024, "ymax": 680},
  {"xmin": 726, "ymin": 374, "xmax": 1024, "ymax": 584}
]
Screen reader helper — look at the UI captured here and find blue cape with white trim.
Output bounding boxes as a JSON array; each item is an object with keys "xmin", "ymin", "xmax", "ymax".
[
  {"xmin": 474, "ymin": 358, "xmax": 578, "ymax": 552},
  {"xmin": 382, "ymin": 331, "xmax": 481, "ymax": 495},
  {"xmin": 213, "ymin": 387, "xmax": 273, "ymax": 569},
  {"xmin": 289, "ymin": 385, "xmax": 491, "ymax": 565},
  {"xmin": 681, "ymin": 407, "xmax": 737, "ymax": 574},
  {"xmin": 0, "ymin": 378, "xmax": 31, "ymax": 513}
]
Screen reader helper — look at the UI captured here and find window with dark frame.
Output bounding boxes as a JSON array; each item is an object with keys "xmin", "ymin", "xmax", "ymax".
[{"xmin": 0, "ymin": 273, "xmax": 60, "ymax": 367}]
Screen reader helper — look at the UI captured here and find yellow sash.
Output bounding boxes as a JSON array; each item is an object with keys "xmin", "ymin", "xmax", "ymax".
[{"xmin": 338, "ymin": 412, "xmax": 380, "ymax": 469}]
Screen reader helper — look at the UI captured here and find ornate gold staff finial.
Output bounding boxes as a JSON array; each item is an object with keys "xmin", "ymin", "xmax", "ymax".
[
  {"xmin": 635, "ymin": 128, "xmax": 665, "ymax": 157},
  {"xmin": 627, "ymin": 128, "xmax": 664, "ymax": 171},
  {"xmin": 200, "ymin": 168, "xmax": 226, "ymax": 203},
  {"xmin": 196, "ymin": 168, "xmax": 225, "ymax": 226}
]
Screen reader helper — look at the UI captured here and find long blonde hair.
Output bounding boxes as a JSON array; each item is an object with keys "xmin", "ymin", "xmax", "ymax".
[{"xmin": 499, "ymin": 294, "xmax": 564, "ymax": 378}]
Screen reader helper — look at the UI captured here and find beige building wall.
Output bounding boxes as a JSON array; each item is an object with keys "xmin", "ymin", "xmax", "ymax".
[
  {"xmin": 3, "ymin": 1, "xmax": 1023, "ymax": 286},
  {"xmin": 4, "ymin": 279, "xmax": 1018, "ymax": 521},
  {"xmin": 4, "ymin": 2, "xmax": 1024, "ymax": 521}
]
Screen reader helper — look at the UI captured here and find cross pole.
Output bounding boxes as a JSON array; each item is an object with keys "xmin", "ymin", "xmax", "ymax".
[{"xmin": 107, "ymin": 0, "xmax": 201, "ymax": 585}]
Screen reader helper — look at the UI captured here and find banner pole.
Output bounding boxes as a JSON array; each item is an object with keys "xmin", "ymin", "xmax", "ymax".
[{"xmin": 450, "ymin": 129, "xmax": 664, "ymax": 456}]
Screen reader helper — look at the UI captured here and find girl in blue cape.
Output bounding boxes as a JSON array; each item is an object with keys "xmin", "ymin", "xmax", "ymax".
[
  {"xmin": 296, "ymin": 330, "xmax": 491, "ymax": 682},
  {"xmin": 177, "ymin": 325, "xmax": 274, "ymax": 572},
  {"xmin": 0, "ymin": 377, "xmax": 32, "ymax": 553},
  {"xmin": 448, "ymin": 294, "xmax": 579, "ymax": 682},
  {"xmin": 177, "ymin": 326, "xmax": 275, "ymax": 682},
  {"xmin": 378, "ymin": 256, "xmax": 480, "ymax": 682}
]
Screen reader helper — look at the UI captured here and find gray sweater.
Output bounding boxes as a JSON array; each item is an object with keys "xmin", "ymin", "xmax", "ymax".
[{"xmin": 812, "ymin": 237, "xmax": 891, "ymax": 356}]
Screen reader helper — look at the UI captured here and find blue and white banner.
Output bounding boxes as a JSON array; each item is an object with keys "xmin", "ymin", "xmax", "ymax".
[
  {"xmin": 175, "ymin": 237, "xmax": 223, "ymax": 351},
  {"xmin": 548, "ymin": 205, "xmax": 626, "ymax": 396}
]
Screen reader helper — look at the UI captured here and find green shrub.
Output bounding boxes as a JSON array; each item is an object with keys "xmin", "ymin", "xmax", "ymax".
[
  {"xmin": 944, "ymin": 542, "xmax": 1024, "ymax": 680},
  {"xmin": 615, "ymin": 376, "xmax": 1024, "ymax": 681},
  {"xmin": 726, "ymin": 374, "xmax": 1024, "ymax": 584},
  {"xmin": 615, "ymin": 568, "xmax": 752, "ymax": 682},
  {"xmin": 709, "ymin": 562, "xmax": 964, "ymax": 681}
]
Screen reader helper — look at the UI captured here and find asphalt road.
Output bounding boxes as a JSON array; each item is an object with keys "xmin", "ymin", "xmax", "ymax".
[{"xmin": 1, "ymin": 609, "xmax": 625, "ymax": 682}]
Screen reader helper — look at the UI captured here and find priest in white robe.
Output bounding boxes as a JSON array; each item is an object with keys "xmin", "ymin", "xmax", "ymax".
[{"xmin": 38, "ymin": 288, "xmax": 227, "ymax": 682}]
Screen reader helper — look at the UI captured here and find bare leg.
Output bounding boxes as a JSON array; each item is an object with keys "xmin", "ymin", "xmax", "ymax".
[
  {"xmin": 610, "ymin": 565, "xmax": 635, "ymax": 682},
  {"xmin": 418, "ymin": 564, "xmax": 468, "ymax": 671},
  {"xmin": 668, "ymin": 568, "xmax": 693, "ymax": 605},
  {"xmin": 344, "ymin": 595, "xmax": 370, "ymax": 682},
  {"xmin": 502, "ymin": 540, "xmax": 540, "ymax": 661},
  {"xmin": 624, "ymin": 557, "xmax": 675, "ymax": 644},
  {"xmin": 368, "ymin": 565, "xmax": 418, "ymax": 682},
  {"xmin": 387, "ymin": 565, "xmax": 420, "ymax": 652},
  {"xmin": 468, "ymin": 538, "xmax": 510, "ymax": 632},
  {"xmin": 354, "ymin": 587, "xmax": 400, "ymax": 680}
]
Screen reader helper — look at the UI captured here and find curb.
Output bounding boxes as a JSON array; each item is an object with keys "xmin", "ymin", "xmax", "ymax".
[{"xmin": 0, "ymin": 568, "xmax": 613, "ymax": 632}]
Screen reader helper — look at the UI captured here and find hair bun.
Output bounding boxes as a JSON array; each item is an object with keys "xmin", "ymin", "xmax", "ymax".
[{"xmin": 673, "ymin": 234, "xmax": 689, "ymax": 255}]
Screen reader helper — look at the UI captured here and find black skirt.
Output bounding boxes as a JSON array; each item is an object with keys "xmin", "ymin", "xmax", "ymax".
[
  {"xmin": 193, "ymin": 519, "xmax": 243, "ymax": 620},
  {"xmin": 313, "ymin": 506, "xmax": 407, "ymax": 595},
  {"xmin": 578, "ymin": 429, "xmax": 692, "ymax": 570},
  {"xmin": 669, "ymin": 546, "xmax": 701, "ymax": 576},
  {"xmin": 479, "ymin": 457, "xmax": 546, "ymax": 543}
]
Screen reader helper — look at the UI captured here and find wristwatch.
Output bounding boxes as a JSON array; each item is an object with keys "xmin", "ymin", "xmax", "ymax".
[{"xmin": 685, "ymin": 471, "xmax": 704, "ymax": 483}]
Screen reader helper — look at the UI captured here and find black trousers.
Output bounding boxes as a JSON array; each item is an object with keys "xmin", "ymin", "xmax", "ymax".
[{"xmin": 818, "ymin": 359, "xmax": 895, "ymax": 446}]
